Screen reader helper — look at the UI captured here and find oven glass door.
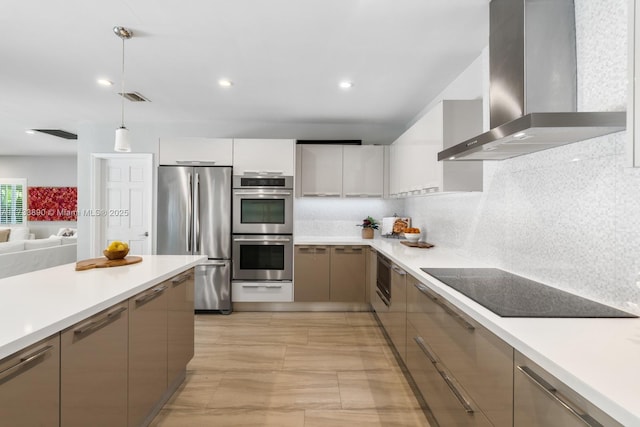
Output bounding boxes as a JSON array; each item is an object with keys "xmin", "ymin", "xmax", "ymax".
[
  {"xmin": 233, "ymin": 190, "xmax": 293, "ymax": 234},
  {"xmin": 232, "ymin": 235, "xmax": 293, "ymax": 281}
]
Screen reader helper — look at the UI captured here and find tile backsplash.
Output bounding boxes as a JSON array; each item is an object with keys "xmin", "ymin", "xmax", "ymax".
[{"xmin": 295, "ymin": 0, "xmax": 640, "ymax": 314}]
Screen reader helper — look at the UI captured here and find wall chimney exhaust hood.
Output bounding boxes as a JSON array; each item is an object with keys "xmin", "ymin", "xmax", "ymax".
[{"xmin": 438, "ymin": 0, "xmax": 626, "ymax": 161}]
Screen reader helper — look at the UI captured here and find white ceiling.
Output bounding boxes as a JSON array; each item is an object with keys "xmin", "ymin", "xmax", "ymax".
[{"xmin": 0, "ymin": 0, "xmax": 489, "ymax": 156}]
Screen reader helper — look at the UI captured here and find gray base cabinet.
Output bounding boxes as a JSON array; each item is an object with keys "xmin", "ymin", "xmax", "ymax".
[
  {"xmin": 386, "ymin": 265, "xmax": 407, "ymax": 361},
  {"xmin": 167, "ymin": 269, "xmax": 195, "ymax": 384},
  {"xmin": 514, "ymin": 351, "xmax": 623, "ymax": 427},
  {"xmin": 406, "ymin": 280, "xmax": 513, "ymax": 427},
  {"xmin": 128, "ymin": 282, "xmax": 169, "ymax": 427},
  {"xmin": 293, "ymin": 245, "xmax": 365, "ymax": 302},
  {"xmin": 60, "ymin": 301, "xmax": 128, "ymax": 427},
  {"xmin": 330, "ymin": 246, "xmax": 366, "ymax": 302},
  {"xmin": 0, "ymin": 335, "xmax": 60, "ymax": 427},
  {"xmin": 294, "ymin": 246, "xmax": 330, "ymax": 301}
]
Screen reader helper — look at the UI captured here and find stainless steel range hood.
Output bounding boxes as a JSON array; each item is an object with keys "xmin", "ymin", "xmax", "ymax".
[{"xmin": 438, "ymin": 0, "xmax": 626, "ymax": 161}]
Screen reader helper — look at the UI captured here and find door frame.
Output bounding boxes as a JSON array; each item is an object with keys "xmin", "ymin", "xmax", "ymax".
[{"xmin": 89, "ymin": 153, "xmax": 154, "ymax": 257}]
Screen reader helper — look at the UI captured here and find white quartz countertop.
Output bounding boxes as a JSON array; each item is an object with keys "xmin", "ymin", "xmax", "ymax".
[
  {"xmin": 0, "ymin": 255, "xmax": 206, "ymax": 360},
  {"xmin": 296, "ymin": 236, "xmax": 640, "ymax": 426}
]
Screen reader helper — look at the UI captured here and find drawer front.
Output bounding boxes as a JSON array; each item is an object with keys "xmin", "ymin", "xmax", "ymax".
[
  {"xmin": 0, "ymin": 335, "xmax": 60, "ymax": 427},
  {"xmin": 411, "ymin": 281, "xmax": 513, "ymax": 427},
  {"xmin": 406, "ymin": 322, "xmax": 492, "ymax": 427},
  {"xmin": 232, "ymin": 281, "xmax": 293, "ymax": 302},
  {"xmin": 514, "ymin": 351, "xmax": 623, "ymax": 427},
  {"xmin": 61, "ymin": 302, "xmax": 128, "ymax": 427}
]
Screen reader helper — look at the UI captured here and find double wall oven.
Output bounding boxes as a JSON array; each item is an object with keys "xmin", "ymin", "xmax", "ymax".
[{"xmin": 232, "ymin": 175, "xmax": 294, "ymax": 289}]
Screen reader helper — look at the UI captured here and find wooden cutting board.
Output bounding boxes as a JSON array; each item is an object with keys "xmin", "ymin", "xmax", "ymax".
[
  {"xmin": 400, "ymin": 241, "xmax": 434, "ymax": 249},
  {"xmin": 75, "ymin": 256, "xmax": 143, "ymax": 271}
]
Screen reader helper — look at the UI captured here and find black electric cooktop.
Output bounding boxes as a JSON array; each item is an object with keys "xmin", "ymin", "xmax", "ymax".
[{"xmin": 420, "ymin": 268, "xmax": 637, "ymax": 318}]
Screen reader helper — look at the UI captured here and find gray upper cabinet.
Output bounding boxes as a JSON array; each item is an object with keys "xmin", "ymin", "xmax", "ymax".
[
  {"xmin": 297, "ymin": 144, "xmax": 384, "ymax": 198},
  {"xmin": 342, "ymin": 145, "xmax": 384, "ymax": 198}
]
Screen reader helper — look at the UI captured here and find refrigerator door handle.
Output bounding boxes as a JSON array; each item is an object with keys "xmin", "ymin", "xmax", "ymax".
[
  {"xmin": 194, "ymin": 172, "xmax": 201, "ymax": 253},
  {"xmin": 187, "ymin": 172, "xmax": 193, "ymax": 252}
]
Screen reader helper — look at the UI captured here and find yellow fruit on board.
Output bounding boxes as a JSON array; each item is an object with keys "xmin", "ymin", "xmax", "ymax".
[{"xmin": 106, "ymin": 240, "xmax": 127, "ymax": 252}]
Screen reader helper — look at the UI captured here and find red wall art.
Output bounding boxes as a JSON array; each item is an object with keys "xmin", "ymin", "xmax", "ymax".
[{"xmin": 27, "ymin": 187, "xmax": 78, "ymax": 221}]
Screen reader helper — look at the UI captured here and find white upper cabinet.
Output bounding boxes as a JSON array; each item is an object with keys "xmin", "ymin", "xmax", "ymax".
[
  {"xmin": 389, "ymin": 100, "xmax": 483, "ymax": 197},
  {"xmin": 159, "ymin": 138, "xmax": 233, "ymax": 166},
  {"xmin": 298, "ymin": 144, "xmax": 343, "ymax": 197},
  {"xmin": 342, "ymin": 145, "xmax": 384, "ymax": 198},
  {"xmin": 233, "ymin": 139, "xmax": 295, "ymax": 176}
]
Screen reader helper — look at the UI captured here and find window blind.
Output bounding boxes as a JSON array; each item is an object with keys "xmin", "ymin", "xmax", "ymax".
[{"xmin": 0, "ymin": 181, "xmax": 25, "ymax": 225}]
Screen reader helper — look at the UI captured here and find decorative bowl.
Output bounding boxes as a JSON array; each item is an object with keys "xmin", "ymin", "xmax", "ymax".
[
  {"xmin": 103, "ymin": 248, "xmax": 129, "ymax": 260},
  {"xmin": 403, "ymin": 233, "xmax": 421, "ymax": 243}
]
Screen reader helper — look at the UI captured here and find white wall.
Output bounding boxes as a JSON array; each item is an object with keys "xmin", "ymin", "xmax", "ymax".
[
  {"xmin": 0, "ymin": 155, "xmax": 77, "ymax": 238},
  {"xmin": 404, "ymin": 0, "xmax": 640, "ymax": 314}
]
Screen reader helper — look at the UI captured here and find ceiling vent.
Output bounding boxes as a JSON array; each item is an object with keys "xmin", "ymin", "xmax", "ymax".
[
  {"xmin": 32, "ymin": 129, "xmax": 77, "ymax": 140},
  {"xmin": 118, "ymin": 92, "xmax": 150, "ymax": 102}
]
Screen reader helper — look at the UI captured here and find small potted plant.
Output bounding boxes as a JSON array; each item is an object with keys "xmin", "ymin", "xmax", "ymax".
[{"xmin": 357, "ymin": 216, "xmax": 379, "ymax": 239}]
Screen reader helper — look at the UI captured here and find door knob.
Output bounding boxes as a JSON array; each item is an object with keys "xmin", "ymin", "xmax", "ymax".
[{"xmin": 143, "ymin": 232, "xmax": 149, "ymax": 237}]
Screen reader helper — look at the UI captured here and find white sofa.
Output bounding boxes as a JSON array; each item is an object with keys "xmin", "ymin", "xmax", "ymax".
[{"xmin": 0, "ymin": 234, "xmax": 77, "ymax": 279}]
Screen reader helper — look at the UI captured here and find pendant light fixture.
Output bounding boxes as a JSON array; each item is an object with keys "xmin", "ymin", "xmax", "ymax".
[{"xmin": 113, "ymin": 26, "xmax": 133, "ymax": 152}]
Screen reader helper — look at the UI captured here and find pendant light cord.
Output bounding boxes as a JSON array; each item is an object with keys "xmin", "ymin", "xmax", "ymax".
[{"xmin": 121, "ymin": 36, "xmax": 125, "ymax": 128}]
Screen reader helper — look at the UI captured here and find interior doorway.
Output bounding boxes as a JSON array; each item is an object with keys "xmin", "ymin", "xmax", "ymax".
[{"xmin": 89, "ymin": 153, "xmax": 153, "ymax": 257}]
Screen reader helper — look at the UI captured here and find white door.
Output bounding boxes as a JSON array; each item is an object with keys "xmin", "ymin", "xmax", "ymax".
[{"xmin": 100, "ymin": 157, "xmax": 152, "ymax": 255}]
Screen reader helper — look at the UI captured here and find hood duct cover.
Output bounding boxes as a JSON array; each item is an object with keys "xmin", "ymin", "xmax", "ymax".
[{"xmin": 439, "ymin": 0, "xmax": 626, "ymax": 161}]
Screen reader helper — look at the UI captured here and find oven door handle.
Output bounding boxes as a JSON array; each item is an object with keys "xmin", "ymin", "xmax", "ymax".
[
  {"xmin": 234, "ymin": 191, "xmax": 292, "ymax": 196},
  {"xmin": 233, "ymin": 237, "xmax": 292, "ymax": 243}
]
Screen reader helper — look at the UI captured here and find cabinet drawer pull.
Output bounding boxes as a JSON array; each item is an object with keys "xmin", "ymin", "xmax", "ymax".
[
  {"xmin": 135, "ymin": 285, "xmax": 168, "ymax": 305},
  {"xmin": 172, "ymin": 274, "xmax": 191, "ymax": 286},
  {"xmin": 352, "ymin": 247, "xmax": 363, "ymax": 251},
  {"xmin": 74, "ymin": 306, "xmax": 127, "ymax": 335},
  {"xmin": 413, "ymin": 337, "xmax": 474, "ymax": 413},
  {"xmin": 315, "ymin": 246, "xmax": 327, "ymax": 251},
  {"xmin": 392, "ymin": 266, "xmax": 407, "ymax": 276},
  {"xmin": 517, "ymin": 365, "xmax": 602, "ymax": 427},
  {"xmin": 414, "ymin": 283, "xmax": 475, "ymax": 331},
  {"xmin": 375, "ymin": 289, "xmax": 390, "ymax": 307},
  {"xmin": 302, "ymin": 192, "xmax": 340, "ymax": 197},
  {"xmin": 0, "ymin": 345, "xmax": 53, "ymax": 382}
]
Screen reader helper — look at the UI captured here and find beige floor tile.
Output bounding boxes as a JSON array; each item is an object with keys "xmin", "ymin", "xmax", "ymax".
[
  {"xmin": 151, "ymin": 409, "xmax": 305, "ymax": 427},
  {"xmin": 216, "ymin": 325, "xmax": 309, "ymax": 345},
  {"xmin": 162, "ymin": 371, "xmax": 224, "ymax": 409},
  {"xmin": 196, "ymin": 312, "xmax": 274, "ymax": 326},
  {"xmin": 345, "ymin": 311, "xmax": 381, "ymax": 327},
  {"xmin": 283, "ymin": 345, "xmax": 393, "ymax": 371},
  {"xmin": 304, "ymin": 409, "xmax": 430, "ymax": 427},
  {"xmin": 308, "ymin": 326, "xmax": 388, "ymax": 346},
  {"xmin": 270, "ymin": 311, "xmax": 348, "ymax": 327},
  {"xmin": 208, "ymin": 371, "xmax": 341, "ymax": 410},
  {"xmin": 337, "ymin": 371, "xmax": 421, "ymax": 409},
  {"xmin": 189, "ymin": 344, "xmax": 286, "ymax": 371}
]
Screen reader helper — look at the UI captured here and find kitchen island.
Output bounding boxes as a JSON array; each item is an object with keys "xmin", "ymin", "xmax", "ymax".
[
  {"xmin": 0, "ymin": 254, "xmax": 205, "ymax": 426},
  {"xmin": 296, "ymin": 236, "xmax": 640, "ymax": 426}
]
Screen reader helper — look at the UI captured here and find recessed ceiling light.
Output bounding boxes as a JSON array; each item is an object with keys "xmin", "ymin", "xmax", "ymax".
[
  {"xmin": 97, "ymin": 79, "xmax": 114, "ymax": 86},
  {"xmin": 218, "ymin": 79, "xmax": 233, "ymax": 87},
  {"xmin": 339, "ymin": 81, "xmax": 353, "ymax": 89},
  {"xmin": 25, "ymin": 130, "xmax": 35, "ymax": 135}
]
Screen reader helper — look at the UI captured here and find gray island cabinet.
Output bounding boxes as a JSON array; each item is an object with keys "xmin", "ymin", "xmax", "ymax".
[{"xmin": 0, "ymin": 256, "xmax": 201, "ymax": 427}]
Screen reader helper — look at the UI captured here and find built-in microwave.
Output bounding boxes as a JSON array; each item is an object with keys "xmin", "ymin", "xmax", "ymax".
[
  {"xmin": 232, "ymin": 175, "xmax": 293, "ymax": 235},
  {"xmin": 232, "ymin": 234, "xmax": 293, "ymax": 281}
]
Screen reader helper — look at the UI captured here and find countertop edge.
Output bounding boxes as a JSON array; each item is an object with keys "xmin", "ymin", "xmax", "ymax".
[{"xmin": 0, "ymin": 255, "xmax": 206, "ymax": 360}]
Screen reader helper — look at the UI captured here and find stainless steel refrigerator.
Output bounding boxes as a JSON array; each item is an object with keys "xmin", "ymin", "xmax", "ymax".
[{"xmin": 157, "ymin": 166, "xmax": 232, "ymax": 314}]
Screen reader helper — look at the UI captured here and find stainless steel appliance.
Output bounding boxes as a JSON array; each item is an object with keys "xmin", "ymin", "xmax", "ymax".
[
  {"xmin": 232, "ymin": 175, "xmax": 293, "ymax": 235},
  {"xmin": 157, "ymin": 166, "xmax": 232, "ymax": 314},
  {"xmin": 438, "ymin": 0, "xmax": 625, "ymax": 161},
  {"xmin": 374, "ymin": 253, "xmax": 391, "ymax": 309},
  {"xmin": 232, "ymin": 234, "xmax": 293, "ymax": 281}
]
